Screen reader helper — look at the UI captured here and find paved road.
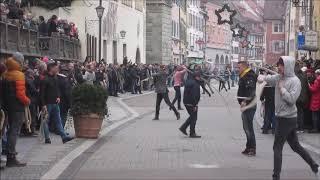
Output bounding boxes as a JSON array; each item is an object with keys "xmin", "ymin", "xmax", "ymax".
[{"xmin": 58, "ymin": 87, "xmax": 320, "ymax": 180}]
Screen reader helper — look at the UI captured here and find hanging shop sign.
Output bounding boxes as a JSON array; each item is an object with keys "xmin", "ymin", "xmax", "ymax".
[
  {"xmin": 297, "ymin": 32, "xmax": 305, "ymax": 50},
  {"xmin": 304, "ymin": 31, "xmax": 318, "ymax": 47}
]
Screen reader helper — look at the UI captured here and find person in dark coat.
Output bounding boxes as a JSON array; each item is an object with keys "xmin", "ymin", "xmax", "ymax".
[
  {"xmin": 57, "ymin": 69, "xmax": 72, "ymax": 128},
  {"xmin": 41, "ymin": 62, "xmax": 73, "ymax": 144},
  {"xmin": 237, "ymin": 60, "xmax": 257, "ymax": 156},
  {"xmin": 25, "ymin": 69, "xmax": 39, "ymax": 136},
  {"xmin": 48, "ymin": 15, "xmax": 58, "ymax": 37},
  {"xmin": 179, "ymin": 71, "xmax": 201, "ymax": 138},
  {"xmin": 7, "ymin": 1, "xmax": 23, "ymax": 20},
  {"xmin": 130, "ymin": 65, "xmax": 139, "ymax": 94},
  {"xmin": 295, "ymin": 64, "xmax": 310, "ymax": 132},
  {"xmin": 224, "ymin": 66, "xmax": 231, "ymax": 90},
  {"xmin": 38, "ymin": 16, "xmax": 48, "ymax": 36},
  {"xmin": 152, "ymin": 65, "xmax": 180, "ymax": 121},
  {"xmin": 260, "ymin": 71, "xmax": 275, "ymax": 134}
]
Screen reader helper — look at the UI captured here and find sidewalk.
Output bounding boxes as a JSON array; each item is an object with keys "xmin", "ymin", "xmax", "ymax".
[{"xmin": 0, "ymin": 96, "xmax": 130, "ymax": 180}]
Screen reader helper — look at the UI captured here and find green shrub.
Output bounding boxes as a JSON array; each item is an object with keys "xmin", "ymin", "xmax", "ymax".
[{"xmin": 70, "ymin": 84, "xmax": 108, "ymax": 117}]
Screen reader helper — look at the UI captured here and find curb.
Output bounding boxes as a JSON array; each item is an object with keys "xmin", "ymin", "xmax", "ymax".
[{"xmin": 40, "ymin": 96, "xmax": 140, "ymax": 180}]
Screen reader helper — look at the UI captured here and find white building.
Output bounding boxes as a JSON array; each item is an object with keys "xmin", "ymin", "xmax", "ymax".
[
  {"xmin": 31, "ymin": 0, "xmax": 146, "ymax": 64},
  {"xmin": 186, "ymin": 0, "xmax": 205, "ymax": 59}
]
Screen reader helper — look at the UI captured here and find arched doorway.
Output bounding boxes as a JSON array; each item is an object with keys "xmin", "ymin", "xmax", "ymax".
[
  {"xmin": 225, "ymin": 56, "xmax": 229, "ymax": 65},
  {"xmin": 220, "ymin": 55, "xmax": 224, "ymax": 70},
  {"xmin": 215, "ymin": 55, "xmax": 219, "ymax": 69},
  {"xmin": 135, "ymin": 48, "xmax": 141, "ymax": 64}
]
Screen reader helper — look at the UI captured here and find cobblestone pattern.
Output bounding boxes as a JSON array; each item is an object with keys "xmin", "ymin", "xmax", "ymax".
[
  {"xmin": 0, "ymin": 97, "xmax": 129, "ymax": 180},
  {"xmin": 72, "ymin": 88, "xmax": 320, "ymax": 180}
]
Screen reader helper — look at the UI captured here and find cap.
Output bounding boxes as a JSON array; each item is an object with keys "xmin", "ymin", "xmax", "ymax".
[{"xmin": 12, "ymin": 52, "xmax": 24, "ymax": 64}]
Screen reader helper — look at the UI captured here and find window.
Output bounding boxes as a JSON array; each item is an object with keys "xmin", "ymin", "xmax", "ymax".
[
  {"xmin": 135, "ymin": 0, "xmax": 143, "ymax": 11},
  {"xmin": 122, "ymin": 0, "xmax": 132, "ymax": 7},
  {"xmin": 273, "ymin": 22, "xmax": 283, "ymax": 33},
  {"xmin": 271, "ymin": 40, "xmax": 285, "ymax": 53},
  {"xmin": 172, "ymin": 21, "xmax": 174, "ymax": 37}
]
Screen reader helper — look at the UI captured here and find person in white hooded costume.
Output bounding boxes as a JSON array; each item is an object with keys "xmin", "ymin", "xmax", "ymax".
[{"xmin": 258, "ymin": 56, "xmax": 319, "ymax": 180}]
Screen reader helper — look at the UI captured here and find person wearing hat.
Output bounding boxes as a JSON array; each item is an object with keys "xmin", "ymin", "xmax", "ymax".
[
  {"xmin": 152, "ymin": 65, "xmax": 180, "ymax": 121},
  {"xmin": 237, "ymin": 60, "xmax": 257, "ymax": 156},
  {"xmin": 179, "ymin": 71, "xmax": 201, "ymax": 138},
  {"xmin": 1, "ymin": 52, "xmax": 30, "ymax": 167},
  {"xmin": 258, "ymin": 56, "xmax": 319, "ymax": 180}
]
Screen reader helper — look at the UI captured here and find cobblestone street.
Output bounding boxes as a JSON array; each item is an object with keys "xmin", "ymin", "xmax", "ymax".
[{"xmin": 56, "ymin": 87, "xmax": 319, "ymax": 180}]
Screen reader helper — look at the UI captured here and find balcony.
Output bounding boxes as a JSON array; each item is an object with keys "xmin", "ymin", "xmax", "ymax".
[{"xmin": 0, "ymin": 21, "xmax": 81, "ymax": 61}]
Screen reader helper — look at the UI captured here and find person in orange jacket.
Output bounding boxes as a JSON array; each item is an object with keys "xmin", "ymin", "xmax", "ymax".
[{"xmin": 1, "ymin": 52, "xmax": 30, "ymax": 167}]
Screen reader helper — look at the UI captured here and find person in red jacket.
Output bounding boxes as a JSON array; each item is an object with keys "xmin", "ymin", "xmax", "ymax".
[
  {"xmin": 2, "ymin": 52, "xmax": 30, "ymax": 167},
  {"xmin": 171, "ymin": 65, "xmax": 187, "ymax": 110},
  {"xmin": 309, "ymin": 69, "xmax": 320, "ymax": 133}
]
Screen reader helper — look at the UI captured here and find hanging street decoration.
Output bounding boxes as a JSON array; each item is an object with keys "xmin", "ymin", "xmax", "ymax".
[
  {"xmin": 240, "ymin": 40, "xmax": 250, "ymax": 48},
  {"xmin": 215, "ymin": 4, "xmax": 237, "ymax": 25},
  {"xmin": 242, "ymin": 29, "xmax": 250, "ymax": 38},
  {"xmin": 231, "ymin": 23, "xmax": 245, "ymax": 37},
  {"xmin": 247, "ymin": 42, "xmax": 254, "ymax": 49}
]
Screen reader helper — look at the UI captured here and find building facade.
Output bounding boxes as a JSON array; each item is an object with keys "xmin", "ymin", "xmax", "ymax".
[
  {"xmin": 263, "ymin": 0, "xmax": 286, "ymax": 65},
  {"xmin": 283, "ymin": 0, "xmax": 319, "ymax": 61},
  {"xmin": 31, "ymin": 0, "xmax": 146, "ymax": 64},
  {"xmin": 314, "ymin": 0, "xmax": 320, "ymax": 59},
  {"xmin": 229, "ymin": 0, "xmax": 265, "ymax": 68},
  {"xmin": 146, "ymin": 0, "xmax": 172, "ymax": 65},
  {"xmin": 205, "ymin": 2, "xmax": 232, "ymax": 71},
  {"xmin": 171, "ymin": 0, "xmax": 187, "ymax": 64},
  {"xmin": 186, "ymin": 0, "xmax": 205, "ymax": 60}
]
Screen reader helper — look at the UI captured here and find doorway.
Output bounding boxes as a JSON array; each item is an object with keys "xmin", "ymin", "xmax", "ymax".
[{"xmin": 113, "ymin": 41, "xmax": 117, "ymax": 65}]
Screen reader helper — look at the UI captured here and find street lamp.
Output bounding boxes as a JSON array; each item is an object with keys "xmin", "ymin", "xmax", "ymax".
[{"xmin": 96, "ymin": 2, "xmax": 105, "ymax": 62}]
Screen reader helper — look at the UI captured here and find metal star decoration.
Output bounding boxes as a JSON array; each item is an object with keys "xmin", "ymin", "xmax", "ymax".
[
  {"xmin": 240, "ymin": 40, "xmax": 249, "ymax": 48},
  {"xmin": 231, "ymin": 23, "xmax": 245, "ymax": 37},
  {"xmin": 247, "ymin": 42, "xmax": 254, "ymax": 49},
  {"xmin": 242, "ymin": 29, "xmax": 250, "ymax": 38},
  {"xmin": 215, "ymin": 4, "xmax": 237, "ymax": 25}
]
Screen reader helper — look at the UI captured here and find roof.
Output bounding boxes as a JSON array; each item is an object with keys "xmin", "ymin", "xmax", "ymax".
[{"xmin": 263, "ymin": 0, "xmax": 287, "ymax": 20}]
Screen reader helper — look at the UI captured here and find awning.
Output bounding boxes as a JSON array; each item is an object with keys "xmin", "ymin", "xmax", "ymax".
[{"xmin": 301, "ymin": 45, "xmax": 319, "ymax": 52}]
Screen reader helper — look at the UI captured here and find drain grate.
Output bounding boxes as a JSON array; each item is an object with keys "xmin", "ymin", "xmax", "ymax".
[{"xmin": 156, "ymin": 148, "xmax": 192, "ymax": 153}]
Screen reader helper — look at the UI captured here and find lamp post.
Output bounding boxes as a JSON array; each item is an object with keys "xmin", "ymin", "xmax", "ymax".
[{"xmin": 96, "ymin": 1, "xmax": 105, "ymax": 62}]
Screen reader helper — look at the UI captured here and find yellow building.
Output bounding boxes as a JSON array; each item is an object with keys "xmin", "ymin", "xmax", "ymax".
[{"xmin": 314, "ymin": 0, "xmax": 320, "ymax": 59}]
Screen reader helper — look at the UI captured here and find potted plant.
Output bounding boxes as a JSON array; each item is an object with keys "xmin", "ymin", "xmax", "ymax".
[{"xmin": 70, "ymin": 83, "xmax": 108, "ymax": 138}]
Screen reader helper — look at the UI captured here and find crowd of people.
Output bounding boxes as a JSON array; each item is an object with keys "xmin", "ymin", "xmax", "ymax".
[
  {"xmin": 0, "ymin": 0, "xmax": 78, "ymax": 38},
  {"xmin": 259, "ymin": 59, "xmax": 320, "ymax": 135},
  {"xmin": 0, "ymin": 51, "xmax": 215, "ymax": 168}
]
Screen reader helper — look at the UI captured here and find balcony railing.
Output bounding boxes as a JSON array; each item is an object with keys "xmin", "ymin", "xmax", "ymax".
[{"xmin": 0, "ymin": 21, "xmax": 81, "ymax": 61}]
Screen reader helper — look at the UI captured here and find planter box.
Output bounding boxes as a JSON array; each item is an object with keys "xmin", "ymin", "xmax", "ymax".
[{"xmin": 73, "ymin": 114, "xmax": 103, "ymax": 139}]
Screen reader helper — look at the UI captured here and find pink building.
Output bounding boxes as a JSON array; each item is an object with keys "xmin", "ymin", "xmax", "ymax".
[
  {"xmin": 205, "ymin": 2, "xmax": 232, "ymax": 70},
  {"xmin": 263, "ymin": 1, "xmax": 286, "ymax": 65}
]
